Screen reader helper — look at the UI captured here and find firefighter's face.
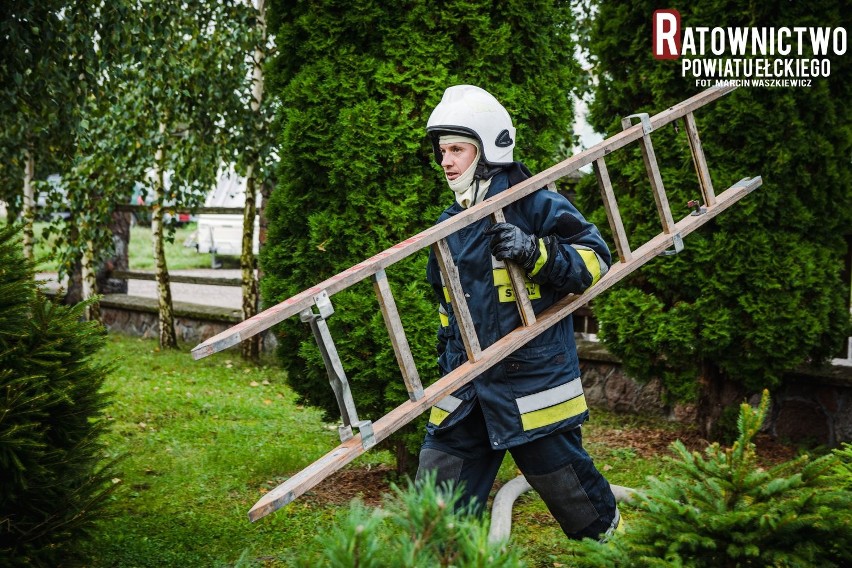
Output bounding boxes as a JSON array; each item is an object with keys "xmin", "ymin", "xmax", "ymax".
[{"xmin": 439, "ymin": 142, "xmax": 477, "ymax": 181}]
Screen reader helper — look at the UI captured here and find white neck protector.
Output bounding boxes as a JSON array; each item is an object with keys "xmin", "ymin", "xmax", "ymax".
[{"xmin": 440, "ymin": 135, "xmax": 492, "ymax": 209}]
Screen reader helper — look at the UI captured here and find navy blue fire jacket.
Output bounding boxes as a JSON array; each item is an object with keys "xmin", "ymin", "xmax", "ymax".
[{"xmin": 426, "ymin": 162, "xmax": 612, "ymax": 450}]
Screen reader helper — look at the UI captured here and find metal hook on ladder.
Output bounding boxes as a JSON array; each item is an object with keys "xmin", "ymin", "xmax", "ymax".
[{"xmin": 299, "ymin": 290, "xmax": 376, "ymax": 450}]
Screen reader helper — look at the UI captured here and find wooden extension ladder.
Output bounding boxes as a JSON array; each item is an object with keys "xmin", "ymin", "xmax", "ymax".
[{"xmin": 191, "ymin": 86, "xmax": 762, "ymax": 522}]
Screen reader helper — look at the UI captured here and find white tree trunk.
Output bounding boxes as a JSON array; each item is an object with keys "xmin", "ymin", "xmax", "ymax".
[
  {"xmin": 152, "ymin": 123, "xmax": 177, "ymax": 348},
  {"xmin": 81, "ymin": 237, "xmax": 100, "ymax": 321},
  {"xmin": 22, "ymin": 148, "xmax": 35, "ymax": 262},
  {"xmin": 240, "ymin": 0, "xmax": 267, "ymax": 360}
]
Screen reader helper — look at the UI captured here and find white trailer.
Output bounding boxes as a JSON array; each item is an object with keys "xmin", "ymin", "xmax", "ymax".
[{"xmin": 195, "ymin": 171, "xmax": 259, "ymax": 263}]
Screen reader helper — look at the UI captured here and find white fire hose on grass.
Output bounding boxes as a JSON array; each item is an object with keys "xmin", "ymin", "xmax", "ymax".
[{"xmin": 488, "ymin": 475, "xmax": 636, "ymax": 543}]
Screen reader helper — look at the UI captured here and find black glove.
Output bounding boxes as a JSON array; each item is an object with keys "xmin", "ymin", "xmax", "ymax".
[{"xmin": 484, "ymin": 222, "xmax": 540, "ymax": 272}]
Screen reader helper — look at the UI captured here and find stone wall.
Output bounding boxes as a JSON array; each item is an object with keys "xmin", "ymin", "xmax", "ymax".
[
  {"xmin": 99, "ymin": 294, "xmax": 276, "ymax": 351},
  {"xmin": 770, "ymin": 368, "xmax": 852, "ymax": 447},
  {"xmin": 576, "ymin": 338, "xmax": 852, "ymax": 446}
]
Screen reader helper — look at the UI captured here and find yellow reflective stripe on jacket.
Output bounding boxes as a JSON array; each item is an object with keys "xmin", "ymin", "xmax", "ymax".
[
  {"xmin": 438, "ymin": 304, "xmax": 449, "ymax": 327},
  {"xmin": 515, "ymin": 380, "xmax": 587, "ymax": 431},
  {"xmin": 528, "ymin": 238, "xmax": 549, "ymax": 277},
  {"xmin": 428, "ymin": 395, "xmax": 463, "ymax": 426},
  {"xmin": 572, "ymin": 245, "xmax": 607, "ymax": 286},
  {"xmin": 492, "ymin": 269, "xmax": 541, "ymax": 303}
]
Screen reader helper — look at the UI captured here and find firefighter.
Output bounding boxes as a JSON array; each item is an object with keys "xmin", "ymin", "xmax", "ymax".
[{"xmin": 415, "ymin": 84, "xmax": 621, "ymax": 541}]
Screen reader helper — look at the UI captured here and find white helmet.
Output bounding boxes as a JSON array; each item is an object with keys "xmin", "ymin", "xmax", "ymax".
[{"xmin": 426, "ymin": 85, "xmax": 515, "ymax": 166}]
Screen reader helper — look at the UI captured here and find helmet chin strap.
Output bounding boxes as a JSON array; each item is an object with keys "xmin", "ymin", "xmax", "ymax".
[
  {"xmin": 475, "ymin": 162, "xmax": 504, "ymax": 181},
  {"xmin": 458, "ymin": 162, "xmax": 503, "ymax": 209}
]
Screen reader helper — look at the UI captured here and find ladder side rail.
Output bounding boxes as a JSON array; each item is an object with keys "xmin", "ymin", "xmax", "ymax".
[
  {"xmin": 247, "ymin": 174, "xmax": 762, "ymax": 521},
  {"xmin": 432, "ymin": 239, "xmax": 483, "ymax": 362},
  {"xmin": 372, "ymin": 269, "xmax": 424, "ymax": 401},
  {"xmin": 592, "ymin": 157, "xmax": 633, "ymax": 263},
  {"xmin": 683, "ymin": 112, "xmax": 717, "ymax": 207},
  {"xmin": 490, "ymin": 208, "xmax": 536, "ymax": 326},
  {"xmin": 192, "ymin": 86, "xmax": 737, "ymax": 360}
]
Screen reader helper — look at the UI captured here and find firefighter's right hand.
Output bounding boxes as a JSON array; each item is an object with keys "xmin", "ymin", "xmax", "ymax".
[{"xmin": 484, "ymin": 222, "xmax": 540, "ymax": 272}]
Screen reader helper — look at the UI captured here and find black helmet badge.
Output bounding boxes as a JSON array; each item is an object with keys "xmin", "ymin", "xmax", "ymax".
[{"xmin": 495, "ymin": 129, "xmax": 514, "ymax": 148}]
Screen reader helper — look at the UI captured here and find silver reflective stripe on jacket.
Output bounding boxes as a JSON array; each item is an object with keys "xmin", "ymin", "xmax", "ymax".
[
  {"xmin": 515, "ymin": 379, "xmax": 587, "ymax": 431},
  {"xmin": 429, "ymin": 394, "xmax": 463, "ymax": 426}
]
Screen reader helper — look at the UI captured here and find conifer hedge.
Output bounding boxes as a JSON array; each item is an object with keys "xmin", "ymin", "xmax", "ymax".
[
  {"xmin": 261, "ymin": 0, "xmax": 583, "ymax": 466},
  {"xmin": 0, "ymin": 225, "xmax": 117, "ymax": 566},
  {"xmin": 577, "ymin": 0, "xmax": 851, "ymax": 432}
]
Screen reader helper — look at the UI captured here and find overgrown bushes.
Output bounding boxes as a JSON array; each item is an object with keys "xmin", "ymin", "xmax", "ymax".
[
  {"xmin": 579, "ymin": 0, "xmax": 852, "ymax": 435},
  {"xmin": 0, "ymin": 224, "xmax": 117, "ymax": 566}
]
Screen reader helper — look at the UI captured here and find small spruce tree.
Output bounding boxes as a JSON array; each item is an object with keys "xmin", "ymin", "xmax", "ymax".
[
  {"xmin": 0, "ymin": 224, "xmax": 117, "ymax": 567},
  {"xmin": 297, "ymin": 472, "xmax": 524, "ymax": 568},
  {"xmin": 572, "ymin": 391, "xmax": 852, "ymax": 567}
]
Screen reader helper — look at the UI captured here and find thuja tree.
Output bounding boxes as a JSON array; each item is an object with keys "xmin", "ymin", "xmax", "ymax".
[
  {"xmin": 0, "ymin": 224, "xmax": 117, "ymax": 566},
  {"xmin": 577, "ymin": 0, "xmax": 851, "ymax": 436},
  {"xmin": 572, "ymin": 392, "xmax": 852, "ymax": 566},
  {"xmin": 262, "ymin": 0, "xmax": 583, "ymax": 470}
]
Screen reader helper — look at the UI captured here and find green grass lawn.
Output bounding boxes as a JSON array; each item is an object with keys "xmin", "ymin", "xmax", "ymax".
[
  {"xmin": 82, "ymin": 335, "xmax": 349, "ymax": 567},
  {"xmin": 80, "ymin": 334, "xmax": 700, "ymax": 567}
]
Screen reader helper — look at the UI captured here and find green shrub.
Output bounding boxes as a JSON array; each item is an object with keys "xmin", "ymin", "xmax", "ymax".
[
  {"xmin": 296, "ymin": 472, "xmax": 524, "ymax": 567},
  {"xmin": 572, "ymin": 391, "xmax": 852, "ymax": 567},
  {"xmin": 0, "ymin": 224, "xmax": 117, "ymax": 567}
]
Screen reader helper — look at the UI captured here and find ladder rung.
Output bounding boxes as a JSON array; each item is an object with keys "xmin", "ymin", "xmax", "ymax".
[
  {"xmin": 683, "ymin": 112, "xmax": 716, "ymax": 207},
  {"xmin": 432, "ymin": 238, "xmax": 482, "ymax": 362},
  {"xmin": 593, "ymin": 157, "xmax": 632, "ymax": 264},
  {"xmin": 490, "ymin": 209, "xmax": 536, "ymax": 326},
  {"xmin": 622, "ymin": 115, "xmax": 676, "ymax": 235},
  {"xmin": 372, "ymin": 269, "xmax": 424, "ymax": 401}
]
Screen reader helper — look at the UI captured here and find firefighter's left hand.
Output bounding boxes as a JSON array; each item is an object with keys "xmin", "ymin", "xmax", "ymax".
[{"xmin": 484, "ymin": 222, "xmax": 539, "ymax": 272}]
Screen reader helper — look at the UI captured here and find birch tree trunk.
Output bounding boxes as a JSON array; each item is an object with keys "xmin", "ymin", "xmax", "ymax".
[
  {"xmin": 22, "ymin": 148, "xmax": 36, "ymax": 263},
  {"xmin": 241, "ymin": 166, "xmax": 260, "ymax": 360},
  {"xmin": 81, "ymin": 236, "xmax": 100, "ymax": 321},
  {"xmin": 240, "ymin": 0, "xmax": 266, "ymax": 360},
  {"xmin": 152, "ymin": 123, "xmax": 178, "ymax": 348}
]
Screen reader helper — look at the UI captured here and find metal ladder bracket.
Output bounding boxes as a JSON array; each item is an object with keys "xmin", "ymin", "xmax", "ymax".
[
  {"xmin": 298, "ymin": 290, "xmax": 335, "ymax": 322},
  {"xmin": 338, "ymin": 421, "xmax": 375, "ymax": 449},
  {"xmin": 732, "ymin": 176, "xmax": 762, "ymax": 194},
  {"xmin": 314, "ymin": 290, "xmax": 334, "ymax": 319},
  {"xmin": 353, "ymin": 420, "xmax": 376, "ymax": 450},
  {"xmin": 659, "ymin": 233, "xmax": 684, "ymax": 256},
  {"xmin": 299, "ymin": 293, "xmax": 373, "ymax": 449},
  {"xmin": 623, "ymin": 112, "xmax": 653, "ymax": 135}
]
